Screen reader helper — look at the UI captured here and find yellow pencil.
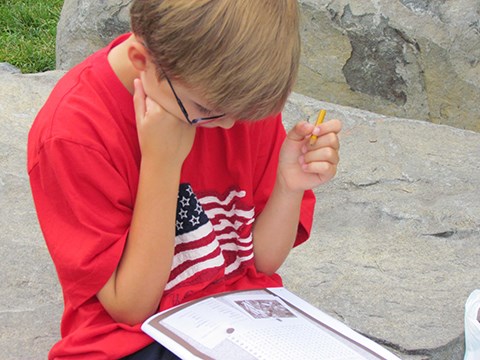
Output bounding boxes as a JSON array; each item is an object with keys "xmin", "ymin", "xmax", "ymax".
[{"xmin": 309, "ymin": 109, "xmax": 326, "ymax": 145}]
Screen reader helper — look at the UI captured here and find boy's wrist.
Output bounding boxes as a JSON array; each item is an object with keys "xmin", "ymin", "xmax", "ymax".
[
  {"xmin": 274, "ymin": 172, "xmax": 306, "ymax": 198},
  {"xmin": 140, "ymin": 153, "xmax": 184, "ymax": 174}
]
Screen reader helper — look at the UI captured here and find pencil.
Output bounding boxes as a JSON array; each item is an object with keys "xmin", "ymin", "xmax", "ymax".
[{"xmin": 309, "ymin": 109, "xmax": 326, "ymax": 145}]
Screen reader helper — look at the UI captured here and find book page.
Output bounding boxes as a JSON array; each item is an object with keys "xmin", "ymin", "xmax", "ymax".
[
  {"xmin": 218, "ymin": 292, "xmax": 377, "ymax": 359},
  {"xmin": 161, "ymin": 297, "xmax": 250, "ymax": 349},
  {"xmin": 142, "ymin": 288, "xmax": 401, "ymax": 360}
]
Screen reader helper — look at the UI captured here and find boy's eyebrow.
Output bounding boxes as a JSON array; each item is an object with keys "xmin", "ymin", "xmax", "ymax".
[{"xmin": 193, "ymin": 101, "xmax": 213, "ymax": 114}]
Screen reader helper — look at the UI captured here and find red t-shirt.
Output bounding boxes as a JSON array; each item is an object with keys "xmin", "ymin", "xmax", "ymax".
[{"xmin": 28, "ymin": 34, "xmax": 315, "ymax": 359}]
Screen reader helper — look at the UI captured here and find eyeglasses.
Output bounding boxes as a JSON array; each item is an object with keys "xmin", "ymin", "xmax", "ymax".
[{"xmin": 161, "ymin": 69, "xmax": 225, "ymax": 125}]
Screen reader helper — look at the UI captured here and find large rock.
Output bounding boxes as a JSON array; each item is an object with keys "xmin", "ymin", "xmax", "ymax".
[
  {"xmin": 0, "ymin": 69, "xmax": 65, "ymax": 359},
  {"xmin": 56, "ymin": 0, "xmax": 131, "ymax": 70},
  {"xmin": 1, "ymin": 68, "xmax": 478, "ymax": 359},
  {"xmin": 55, "ymin": 0, "xmax": 480, "ymax": 132},
  {"xmin": 297, "ymin": 0, "xmax": 480, "ymax": 132}
]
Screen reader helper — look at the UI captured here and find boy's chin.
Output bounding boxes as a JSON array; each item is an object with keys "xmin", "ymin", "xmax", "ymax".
[{"xmin": 197, "ymin": 121, "xmax": 235, "ymax": 129}]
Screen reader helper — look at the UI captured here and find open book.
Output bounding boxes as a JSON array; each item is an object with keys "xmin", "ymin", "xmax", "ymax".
[{"xmin": 142, "ymin": 287, "xmax": 401, "ymax": 360}]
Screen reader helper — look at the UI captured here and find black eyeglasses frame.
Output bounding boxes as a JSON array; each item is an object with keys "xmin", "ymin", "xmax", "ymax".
[{"xmin": 160, "ymin": 69, "xmax": 225, "ymax": 125}]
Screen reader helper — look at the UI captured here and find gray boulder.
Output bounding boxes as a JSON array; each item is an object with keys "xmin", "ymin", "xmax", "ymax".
[
  {"xmin": 0, "ymin": 69, "xmax": 64, "ymax": 360},
  {"xmin": 56, "ymin": 0, "xmax": 132, "ymax": 70},
  {"xmin": 296, "ymin": 0, "xmax": 480, "ymax": 132},
  {"xmin": 55, "ymin": 0, "xmax": 480, "ymax": 132},
  {"xmin": 1, "ymin": 68, "xmax": 478, "ymax": 359},
  {"xmin": 0, "ymin": 62, "xmax": 21, "ymax": 74}
]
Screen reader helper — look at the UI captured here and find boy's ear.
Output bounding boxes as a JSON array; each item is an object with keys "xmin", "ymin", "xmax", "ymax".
[{"xmin": 128, "ymin": 40, "xmax": 149, "ymax": 72}]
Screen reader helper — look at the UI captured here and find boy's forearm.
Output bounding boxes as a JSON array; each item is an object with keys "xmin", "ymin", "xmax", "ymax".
[
  {"xmin": 97, "ymin": 157, "xmax": 181, "ymax": 325},
  {"xmin": 252, "ymin": 178, "xmax": 304, "ymax": 275}
]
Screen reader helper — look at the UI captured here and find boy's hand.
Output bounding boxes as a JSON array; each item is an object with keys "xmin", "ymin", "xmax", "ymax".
[
  {"xmin": 133, "ymin": 77, "xmax": 196, "ymax": 167},
  {"xmin": 277, "ymin": 119, "xmax": 342, "ymax": 192}
]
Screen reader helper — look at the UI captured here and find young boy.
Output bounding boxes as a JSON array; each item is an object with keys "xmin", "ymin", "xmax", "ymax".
[{"xmin": 28, "ymin": 0, "xmax": 341, "ymax": 359}]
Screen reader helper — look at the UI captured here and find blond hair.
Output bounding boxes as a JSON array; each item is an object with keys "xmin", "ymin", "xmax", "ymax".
[{"xmin": 130, "ymin": 0, "xmax": 300, "ymax": 120}]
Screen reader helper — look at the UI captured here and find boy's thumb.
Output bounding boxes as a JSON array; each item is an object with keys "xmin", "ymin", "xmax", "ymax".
[{"xmin": 286, "ymin": 121, "xmax": 313, "ymax": 142}]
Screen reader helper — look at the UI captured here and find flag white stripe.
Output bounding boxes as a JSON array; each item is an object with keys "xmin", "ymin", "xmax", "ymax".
[
  {"xmin": 216, "ymin": 233, "xmax": 252, "ymax": 245},
  {"xmin": 215, "ymin": 231, "xmax": 239, "ymax": 241},
  {"xmin": 199, "ymin": 190, "xmax": 247, "ymax": 206},
  {"xmin": 237, "ymin": 234, "xmax": 252, "ymax": 244},
  {"xmin": 176, "ymin": 222, "xmax": 214, "ymax": 244},
  {"xmin": 165, "ymin": 255, "xmax": 226, "ymax": 291},
  {"xmin": 225, "ymin": 253, "xmax": 254, "ymax": 275},
  {"xmin": 220, "ymin": 242, "xmax": 253, "ymax": 252},
  {"xmin": 172, "ymin": 239, "xmax": 222, "ymax": 268},
  {"xmin": 214, "ymin": 219, "xmax": 245, "ymax": 231},
  {"xmin": 205, "ymin": 207, "xmax": 254, "ymax": 219}
]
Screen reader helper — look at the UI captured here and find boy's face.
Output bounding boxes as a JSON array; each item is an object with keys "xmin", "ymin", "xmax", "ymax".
[{"xmin": 140, "ymin": 59, "xmax": 236, "ymax": 129}]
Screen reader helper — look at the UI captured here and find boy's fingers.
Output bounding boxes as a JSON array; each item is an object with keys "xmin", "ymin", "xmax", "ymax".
[
  {"xmin": 286, "ymin": 121, "xmax": 314, "ymax": 142},
  {"xmin": 133, "ymin": 78, "xmax": 146, "ymax": 122},
  {"xmin": 318, "ymin": 119, "xmax": 342, "ymax": 135},
  {"xmin": 287, "ymin": 119, "xmax": 342, "ymax": 144},
  {"xmin": 309, "ymin": 132, "xmax": 340, "ymax": 150},
  {"xmin": 304, "ymin": 146, "xmax": 340, "ymax": 165}
]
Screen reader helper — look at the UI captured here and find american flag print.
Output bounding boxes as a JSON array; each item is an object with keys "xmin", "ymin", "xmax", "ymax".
[{"xmin": 164, "ymin": 184, "xmax": 255, "ymax": 292}]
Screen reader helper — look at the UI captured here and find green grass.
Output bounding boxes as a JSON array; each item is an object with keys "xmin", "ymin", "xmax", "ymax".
[{"xmin": 0, "ymin": 0, "xmax": 63, "ymax": 73}]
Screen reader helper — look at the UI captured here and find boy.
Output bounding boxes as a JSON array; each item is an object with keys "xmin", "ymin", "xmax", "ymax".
[{"xmin": 28, "ymin": 0, "xmax": 341, "ymax": 359}]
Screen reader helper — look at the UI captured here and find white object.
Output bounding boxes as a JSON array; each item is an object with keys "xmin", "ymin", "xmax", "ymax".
[{"xmin": 465, "ymin": 289, "xmax": 480, "ymax": 360}]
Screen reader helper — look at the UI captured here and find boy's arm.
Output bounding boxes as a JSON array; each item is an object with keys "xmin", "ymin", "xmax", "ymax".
[
  {"xmin": 97, "ymin": 79, "xmax": 195, "ymax": 325},
  {"xmin": 253, "ymin": 120, "xmax": 341, "ymax": 275},
  {"xmin": 252, "ymin": 181, "xmax": 303, "ymax": 275},
  {"xmin": 97, "ymin": 157, "xmax": 180, "ymax": 325}
]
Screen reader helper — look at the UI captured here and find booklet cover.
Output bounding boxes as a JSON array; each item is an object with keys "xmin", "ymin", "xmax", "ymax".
[{"xmin": 142, "ymin": 287, "xmax": 401, "ymax": 360}]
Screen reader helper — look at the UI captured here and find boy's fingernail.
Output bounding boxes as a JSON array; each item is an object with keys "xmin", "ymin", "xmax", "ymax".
[{"xmin": 312, "ymin": 127, "xmax": 321, "ymax": 136}]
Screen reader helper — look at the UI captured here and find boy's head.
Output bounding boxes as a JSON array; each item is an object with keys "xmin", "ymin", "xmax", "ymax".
[{"xmin": 130, "ymin": 0, "xmax": 300, "ymax": 121}]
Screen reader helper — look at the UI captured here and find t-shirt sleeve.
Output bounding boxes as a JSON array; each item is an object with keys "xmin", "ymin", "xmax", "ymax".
[
  {"xmin": 252, "ymin": 114, "xmax": 316, "ymax": 247},
  {"xmin": 29, "ymin": 137, "xmax": 133, "ymax": 309}
]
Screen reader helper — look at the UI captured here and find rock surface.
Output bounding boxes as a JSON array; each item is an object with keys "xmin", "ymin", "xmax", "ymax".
[
  {"xmin": 0, "ymin": 70, "xmax": 64, "ymax": 360},
  {"xmin": 56, "ymin": 0, "xmax": 131, "ymax": 70},
  {"xmin": 1, "ymin": 69, "xmax": 478, "ymax": 359},
  {"xmin": 296, "ymin": 0, "xmax": 480, "ymax": 132},
  {"xmin": 55, "ymin": 0, "xmax": 480, "ymax": 132}
]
